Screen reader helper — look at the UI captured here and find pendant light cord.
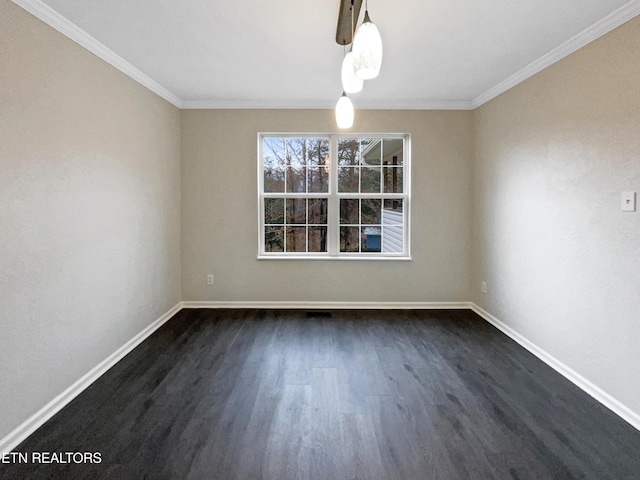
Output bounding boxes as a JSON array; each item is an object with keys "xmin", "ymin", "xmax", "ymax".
[{"xmin": 351, "ymin": 0, "xmax": 355, "ymax": 42}]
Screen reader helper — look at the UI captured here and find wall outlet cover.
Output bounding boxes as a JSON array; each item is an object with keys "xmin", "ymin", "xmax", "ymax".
[{"xmin": 621, "ymin": 192, "xmax": 636, "ymax": 212}]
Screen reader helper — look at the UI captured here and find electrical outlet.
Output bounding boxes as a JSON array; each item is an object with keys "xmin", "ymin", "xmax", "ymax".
[
  {"xmin": 207, "ymin": 274, "xmax": 214, "ymax": 286},
  {"xmin": 481, "ymin": 281, "xmax": 487, "ymax": 294}
]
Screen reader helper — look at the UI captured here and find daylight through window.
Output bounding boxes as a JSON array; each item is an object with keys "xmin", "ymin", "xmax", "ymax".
[{"xmin": 259, "ymin": 134, "xmax": 410, "ymax": 259}]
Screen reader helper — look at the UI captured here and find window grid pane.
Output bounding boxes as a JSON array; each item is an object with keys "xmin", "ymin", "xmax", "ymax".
[
  {"xmin": 308, "ymin": 226, "xmax": 328, "ymax": 252},
  {"xmin": 261, "ymin": 135, "xmax": 408, "ymax": 257},
  {"xmin": 265, "ymin": 226, "xmax": 284, "ymax": 252},
  {"xmin": 362, "ymin": 226, "xmax": 382, "ymax": 252},
  {"xmin": 340, "ymin": 226, "xmax": 360, "ymax": 252}
]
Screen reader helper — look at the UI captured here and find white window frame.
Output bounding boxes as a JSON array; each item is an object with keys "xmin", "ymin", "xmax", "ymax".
[{"xmin": 257, "ymin": 133, "xmax": 411, "ymax": 260}]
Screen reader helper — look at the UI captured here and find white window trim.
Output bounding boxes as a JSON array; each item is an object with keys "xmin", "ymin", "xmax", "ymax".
[{"xmin": 257, "ymin": 133, "xmax": 411, "ymax": 260}]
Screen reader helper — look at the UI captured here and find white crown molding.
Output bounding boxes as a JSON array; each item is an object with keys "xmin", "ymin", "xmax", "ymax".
[
  {"xmin": 181, "ymin": 100, "xmax": 336, "ymax": 110},
  {"xmin": 12, "ymin": 0, "xmax": 640, "ymax": 111},
  {"xmin": 0, "ymin": 302, "xmax": 184, "ymax": 453},
  {"xmin": 470, "ymin": 303, "xmax": 640, "ymax": 432},
  {"xmin": 181, "ymin": 99, "xmax": 475, "ymax": 110},
  {"xmin": 355, "ymin": 100, "xmax": 475, "ymax": 111},
  {"xmin": 181, "ymin": 301, "xmax": 472, "ymax": 310},
  {"xmin": 11, "ymin": 0, "xmax": 183, "ymax": 108},
  {"xmin": 471, "ymin": 0, "xmax": 640, "ymax": 108}
]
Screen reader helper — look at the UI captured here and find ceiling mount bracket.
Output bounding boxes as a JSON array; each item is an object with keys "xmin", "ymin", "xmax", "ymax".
[{"xmin": 336, "ymin": 0, "xmax": 363, "ymax": 45}]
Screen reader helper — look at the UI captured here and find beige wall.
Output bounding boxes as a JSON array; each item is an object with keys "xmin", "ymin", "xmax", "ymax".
[
  {"xmin": 181, "ymin": 109, "xmax": 473, "ymax": 303},
  {"xmin": 472, "ymin": 17, "xmax": 640, "ymax": 414},
  {"xmin": 0, "ymin": 0, "xmax": 181, "ymax": 441}
]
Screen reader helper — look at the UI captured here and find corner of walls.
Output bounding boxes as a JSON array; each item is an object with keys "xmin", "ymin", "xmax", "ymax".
[
  {"xmin": 471, "ymin": 303, "xmax": 640, "ymax": 431},
  {"xmin": 469, "ymin": 15, "xmax": 640, "ymax": 420},
  {"xmin": 469, "ymin": 106, "xmax": 488, "ymax": 310},
  {"xmin": 0, "ymin": 302, "xmax": 184, "ymax": 453},
  {"xmin": 0, "ymin": 0, "xmax": 182, "ymax": 443},
  {"xmin": 179, "ymin": 108, "xmax": 191, "ymax": 303}
]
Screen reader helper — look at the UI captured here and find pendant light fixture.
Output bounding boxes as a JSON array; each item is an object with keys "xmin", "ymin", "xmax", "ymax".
[
  {"xmin": 335, "ymin": 91, "xmax": 354, "ymax": 129},
  {"xmin": 341, "ymin": 2, "xmax": 363, "ymax": 94},
  {"xmin": 352, "ymin": 0, "xmax": 382, "ymax": 80},
  {"xmin": 341, "ymin": 51, "xmax": 363, "ymax": 93}
]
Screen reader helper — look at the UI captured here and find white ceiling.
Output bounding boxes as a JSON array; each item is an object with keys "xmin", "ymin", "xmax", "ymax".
[{"xmin": 14, "ymin": 0, "xmax": 640, "ymax": 109}]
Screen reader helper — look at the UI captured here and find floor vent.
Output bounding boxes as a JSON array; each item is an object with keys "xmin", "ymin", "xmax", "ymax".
[{"xmin": 305, "ymin": 311, "xmax": 333, "ymax": 318}]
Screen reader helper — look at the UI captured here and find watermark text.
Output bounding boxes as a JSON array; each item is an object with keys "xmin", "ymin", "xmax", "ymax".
[{"xmin": 1, "ymin": 451, "xmax": 101, "ymax": 464}]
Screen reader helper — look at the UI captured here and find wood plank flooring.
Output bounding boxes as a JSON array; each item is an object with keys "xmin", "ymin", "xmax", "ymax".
[{"xmin": 2, "ymin": 309, "xmax": 640, "ymax": 479}]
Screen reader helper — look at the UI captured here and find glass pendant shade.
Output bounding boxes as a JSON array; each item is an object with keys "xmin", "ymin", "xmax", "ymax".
[
  {"xmin": 335, "ymin": 92, "xmax": 354, "ymax": 129},
  {"xmin": 352, "ymin": 11, "xmax": 382, "ymax": 80},
  {"xmin": 341, "ymin": 51, "xmax": 363, "ymax": 94}
]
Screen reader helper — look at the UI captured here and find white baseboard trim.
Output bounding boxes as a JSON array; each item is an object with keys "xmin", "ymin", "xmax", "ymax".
[
  {"xmin": 470, "ymin": 303, "xmax": 640, "ymax": 432},
  {"xmin": 181, "ymin": 301, "xmax": 472, "ymax": 310},
  {"xmin": 0, "ymin": 301, "xmax": 184, "ymax": 453},
  {"xmin": 3, "ymin": 301, "xmax": 637, "ymax": 452}
]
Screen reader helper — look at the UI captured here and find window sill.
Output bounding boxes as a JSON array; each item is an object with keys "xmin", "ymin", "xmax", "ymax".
[{"xmin": 257, "ymin": 254, "xmax": 412, "ymax": 261}]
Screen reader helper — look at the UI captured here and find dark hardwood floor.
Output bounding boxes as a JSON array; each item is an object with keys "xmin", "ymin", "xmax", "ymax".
[{"xmin": 2, "ymin": 309, "xmax": 640, "ymax": 479}]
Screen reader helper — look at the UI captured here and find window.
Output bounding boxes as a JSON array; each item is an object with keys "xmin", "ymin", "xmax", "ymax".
[{"xmin": 258, "ymin": 134, "xmax": 410, "ymax": 259}]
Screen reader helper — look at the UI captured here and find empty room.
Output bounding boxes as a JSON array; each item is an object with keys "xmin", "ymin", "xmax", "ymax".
[{"xmin": 1, "ymin": 0, "xmax": 639, "ymax": 478}]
